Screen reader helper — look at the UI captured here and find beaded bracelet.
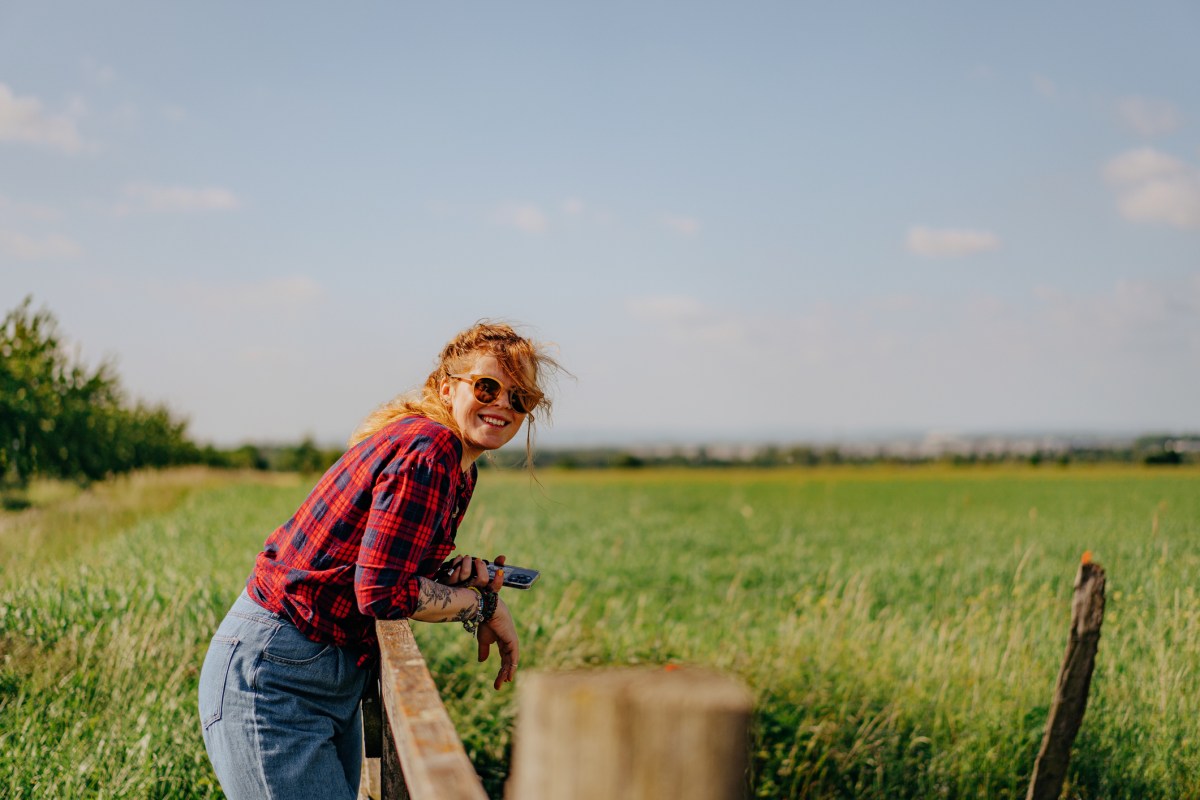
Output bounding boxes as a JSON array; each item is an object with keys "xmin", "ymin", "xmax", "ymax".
[
  {"xmin": 462, "ymin": 586, "xmax": 485, "ymax": 635},
  {"xmin": 480, "ymin": 590, "xmax": 499, "ymax": 625}
]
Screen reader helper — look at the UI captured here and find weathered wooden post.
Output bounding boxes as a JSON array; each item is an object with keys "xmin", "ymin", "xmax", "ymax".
[
  {"xmin": 1026, "ymin": 552, "xmax": 1106, "ymax": 800},
  {"xmin": 505, "ymin": 667, "xmax": 754, "ymax": 799}
]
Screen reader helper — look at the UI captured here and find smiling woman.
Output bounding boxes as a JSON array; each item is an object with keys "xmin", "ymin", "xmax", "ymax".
[
  {"xmin": 196, "ymin": 320, "xmax": 563, "ymax": 800},
  {"xmin": 350, "ymin": 322, "xmax": 559, "ymax": 471},
  {"xmin": 444, "ymin": 361, "xmax": 543, "ymax": 461}
]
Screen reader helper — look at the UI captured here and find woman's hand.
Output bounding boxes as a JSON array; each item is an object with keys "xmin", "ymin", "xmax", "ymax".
[
  {"xmin": 438, "ymin": 554, "xmax": 507, "ymax": 593},
  {"xmin": 477, "ymin": 597, "xmax": 519, "ymax": 690}
]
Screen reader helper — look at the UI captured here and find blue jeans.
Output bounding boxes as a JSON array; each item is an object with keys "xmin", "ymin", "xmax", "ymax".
[{"xmin": 198, "ymin": 590, "xmax": 369, "ymax": 800}]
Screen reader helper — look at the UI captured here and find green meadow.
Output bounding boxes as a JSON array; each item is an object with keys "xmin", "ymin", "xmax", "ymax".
[{"xmin": 1, "ymin": 465, "xmax": 1198, "ymax": 798}]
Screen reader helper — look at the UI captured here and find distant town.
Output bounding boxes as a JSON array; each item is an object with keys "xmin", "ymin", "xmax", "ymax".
[{"xmin": 479, "ymin": 431, "xmax": 1200, "ymax": 470}]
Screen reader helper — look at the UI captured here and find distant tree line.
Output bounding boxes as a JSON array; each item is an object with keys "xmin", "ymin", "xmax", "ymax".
[
  {"xmin": 3, "ymin": 297, "xmax": 1194, "ymax": 499},
  {"xmin": 1, "ymin": 298, "xmax": 350, "ymax": 494},
  {"xmin": 1, "ymin": 297, "xmax": 198, "ymax": 490},
  {"xmin": 484, "ymin": 437, "xmax": 1200, "ymax": 471},
  {"xmin": 194, "ymin": 438, "xmax": 345, "ymax": 474}
]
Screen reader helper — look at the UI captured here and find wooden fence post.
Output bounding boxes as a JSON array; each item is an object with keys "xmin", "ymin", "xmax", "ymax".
[
  {"xmin": 505, "ymin": 667, "xmax": 753, "ymax": 800},
  {"xmin": 1026, "ymin": 553, "xmax": 1106, "ymax": 800}
]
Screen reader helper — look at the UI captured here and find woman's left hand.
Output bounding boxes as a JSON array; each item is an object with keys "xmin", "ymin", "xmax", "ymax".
[{"xmin": 477, "ymin": 597, "xmax": 519, "ymax": 690}]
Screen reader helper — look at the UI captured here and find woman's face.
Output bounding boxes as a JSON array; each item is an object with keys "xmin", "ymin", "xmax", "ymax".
[{"xmin": 440, "ymin": 353, "xmax": 528, "ymax": 464}]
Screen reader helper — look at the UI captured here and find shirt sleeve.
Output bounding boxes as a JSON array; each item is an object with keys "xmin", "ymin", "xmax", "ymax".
[{"xmin": 354, "ymin": 447, "xmax": 455, "ymax": 619}]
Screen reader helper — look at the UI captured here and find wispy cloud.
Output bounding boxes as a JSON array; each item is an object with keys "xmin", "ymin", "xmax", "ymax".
[
  {"xmin": 81, "ymin": 58, "xmax": 117, "ymax": 88},
  {"xmin": 1032, "ymin": 74, "xmax": 1057, "ymax": 99},
  {"xmin": 626, "ymin": 294, "xmax": 707, "ymax": 322},
  {"xmin": 237, "ymin": 346, "xmax": 305, "ymax": 367},
  {"xmin": 0, "ymin": 82, "xmax": 88, "ymax": 153},
  {"xmin": 180, "ymin": 276, "xmax": 324, "ymax": 314},
  {"xmin": 117, "ymin": 183, "xmax": 241, "ymax": 214},
  {"xmin": 1116, "ymin": 96, "xmax": 1183, "ymax": 137},
  {"xmin": 661, "ymin": 214, "xmax": 701, "ymax": 236},
  {"xmin": 491, "ymin": 203, "xmax": 548, "ymax": 234},
  {"xmin": 0, "ymin": 229, "xmax": 83, "ymax": 260},
  {"xmin": 625, "ymin": 294, "xmax": 743, "ymax": 344},
  {"xmin": 906, "ymin": 226, "xmax": 1000, "ymax": 258},
  {"xmin": 608, "ymin": 276, "xmax": 1200, "ymax": 432},
  {"xmin": 0, "ymin": 194, "xmax": 61, "ymax": 222},
  {"xmin": 1104, "ymin": 147, "xmax": 1200, "ymax": 229}
]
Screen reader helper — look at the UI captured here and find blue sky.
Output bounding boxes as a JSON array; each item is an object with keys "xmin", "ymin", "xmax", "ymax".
[{"xmin": 2, "ymin": 3, "xmax": 1197, "ymax": 447}]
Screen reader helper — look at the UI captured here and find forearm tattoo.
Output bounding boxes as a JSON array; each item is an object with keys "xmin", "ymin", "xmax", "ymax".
[
  {"xmin": 414, "ymin": 577, "xmax": 475, "ymax": 623},
  {"xmin": 415, "ymin": 577, "xmax": 454, "ymax": 613}
]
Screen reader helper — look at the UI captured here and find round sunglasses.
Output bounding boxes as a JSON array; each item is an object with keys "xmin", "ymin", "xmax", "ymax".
[{"xmin": 449, "ymin": 373, "xmax": 543, "ymax": 414}]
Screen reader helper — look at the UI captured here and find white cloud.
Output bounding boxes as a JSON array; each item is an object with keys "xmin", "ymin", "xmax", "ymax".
[
  {"xmin": 1033, "ymin": 74, "xmax": 1057, "ymax": 99},
  {"xmin": 491, "ymin": 203, "xmax": 548, "ymax": 234},
  {"xmin": 1027, "ymin": 277, "xmax": 1200, "ymax": 360},
  {"xmin": 1116, "ymin": 96, "xmax": 1182, "ymax": 137},
  {"xmin": 1104, "ymin": 147, "xmax": 1200, "ymax": 229},
  {"xmin": 662, "ymin": 214, "xmax": 701, "ymax": 236},
  {"xmin": 181, "ymin": 276, "xmax": 324, "ymax": 314},
  {"xmin": 624, "ymin": 294, "xmax": 743, "ymax": 344},
  {"xmin": 0, "ymin": 194, "xmax": 60, "ymax": 222},
  {"xmin": 0, "ymin": 229, "xmax": 83, "ymax": 260},
  {"xmin": 906, "ymin": 226, "xmax": 1000, "ymax": 258},
  {"xmin": 0, "ymin": 82, "xmax": 88, "ymax": 153},
  {"xmin": 601, "ymin": 276, "xmax": 1200, "ymax": 434},
  {"xmin": 1103, "ymin": 147, "xmax": 1181, "ymax": 183},
  {"xmin": 626, "ymin": 294, "xmax": 707, "ymax": 323},
  {"xmin": 256, "ymin": 276, "xmax": 323, "ymax": 305},
  {"xmin": 238, "ymin": 346, "xmax": 303, "ymax": 366},
  {"xmin": 118, "ymin": 183, "xmax": 241, "ymax": 214},
  {"xmin": 81, "ymin": 58, "xmax": 117, "ymax": 88}
]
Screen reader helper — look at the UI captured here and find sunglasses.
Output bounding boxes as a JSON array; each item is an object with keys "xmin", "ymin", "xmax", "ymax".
[{"xmin": 450, "ymin": 373, "xmax": 543, "ymax": 414}]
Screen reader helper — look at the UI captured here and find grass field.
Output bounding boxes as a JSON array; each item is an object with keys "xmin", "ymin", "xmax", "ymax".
[{"xmin": 1, "ymin": 464, "xmax": 1198, "ymax": 798}]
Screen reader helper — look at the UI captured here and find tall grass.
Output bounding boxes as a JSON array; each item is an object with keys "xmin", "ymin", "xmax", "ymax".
[
  {"xmin": 0, "ymin": 470, "xmax": 304, "ymax": 799},
  {"xmin": 1, "ymin": 465, "xmax": 1197, "ymax": 798},
  {"xmin": 432, "ymin": 466, "xmax": 1200, "ymax": 798}
]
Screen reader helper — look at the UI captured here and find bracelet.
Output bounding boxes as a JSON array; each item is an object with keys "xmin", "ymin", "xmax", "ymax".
[
  {"xmin": 462, "ymin": 587, "xmax": 485, "ymax": 635},
  {"xmin": 480, "ymin": 590, "xmax": 498, "ymax": 625}
]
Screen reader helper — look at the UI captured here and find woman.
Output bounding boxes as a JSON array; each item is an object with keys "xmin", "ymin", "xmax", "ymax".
[{"xmin": 198, "ymin": 321, "xmax": 560, "ymax": 800}]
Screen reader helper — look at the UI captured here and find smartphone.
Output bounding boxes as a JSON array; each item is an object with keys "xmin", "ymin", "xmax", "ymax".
[{"xmin": 486, "ymin": 561, "xmax": 540, "ymax": 590}]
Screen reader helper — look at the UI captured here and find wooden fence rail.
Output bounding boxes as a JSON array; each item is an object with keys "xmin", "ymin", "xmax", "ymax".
[{"xmin": 360, "ymin": 619, "xmax": 488, "ymax": 800}]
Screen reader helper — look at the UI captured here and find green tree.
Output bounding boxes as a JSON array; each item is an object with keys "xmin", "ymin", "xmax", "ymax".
[
  {"xmin": 1, "ymin": 297, "xmax": 198, "ymax": 487},
  {"xmin": 0, "ymin": 298, "xmax": 92, "ymax": 485}
]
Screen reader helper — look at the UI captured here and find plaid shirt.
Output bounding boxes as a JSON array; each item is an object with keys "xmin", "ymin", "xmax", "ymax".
[{"xmin": 247, "ymin": 416, "xmax": 477, "ymax": 667}]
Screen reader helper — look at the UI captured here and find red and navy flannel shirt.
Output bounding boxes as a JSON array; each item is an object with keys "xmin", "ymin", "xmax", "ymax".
[{"xmin": 247, "ymin": 415, "xmax": 476, "ymax": 667}]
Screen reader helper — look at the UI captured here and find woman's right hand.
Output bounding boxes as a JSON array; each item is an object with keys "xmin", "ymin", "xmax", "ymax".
[
  {"xmin": 477, "ymin": 597, "xmax": 519, "ymax": 690},
  {"xmin": 438, "ymin": 554, "xmax": 507, "ymax": 593}
]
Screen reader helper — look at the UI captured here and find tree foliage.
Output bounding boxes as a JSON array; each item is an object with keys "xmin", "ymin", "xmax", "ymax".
[{"xmin": 1, "ymin": 297, "xmax": 198, "ymax": 487}]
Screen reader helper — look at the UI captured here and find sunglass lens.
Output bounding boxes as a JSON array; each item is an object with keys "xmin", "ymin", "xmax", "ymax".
[{"xmin": 473, "ymin": 378, "xmax": 501, "ymax": 404}]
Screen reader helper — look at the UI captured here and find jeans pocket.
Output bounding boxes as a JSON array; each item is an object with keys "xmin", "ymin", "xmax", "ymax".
[
  {"xmin": 198, "ymin": 635, "xmax": 239, "ymax": 730},
  {"xmin": 261, "ymin": 623, "xmax": 333, "ymax": 666}
]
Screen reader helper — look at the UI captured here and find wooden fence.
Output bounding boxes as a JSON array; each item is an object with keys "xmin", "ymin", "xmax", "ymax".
[
  {"xmin": 360, "ymin": 555, "xmax": 1103, "ymax": 800},
  {"xmin": 358, "ymin": 620, "xmax": 753, "ymax": 800},
  {"xmin": 359, "ymin": 619, "xmax": 488, "ymax": 800}
]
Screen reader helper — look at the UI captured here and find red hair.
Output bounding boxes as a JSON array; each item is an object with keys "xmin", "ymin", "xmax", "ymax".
[{"xmin": 349, "ymin": 321, "xmax": 562, "ymax": 468}]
